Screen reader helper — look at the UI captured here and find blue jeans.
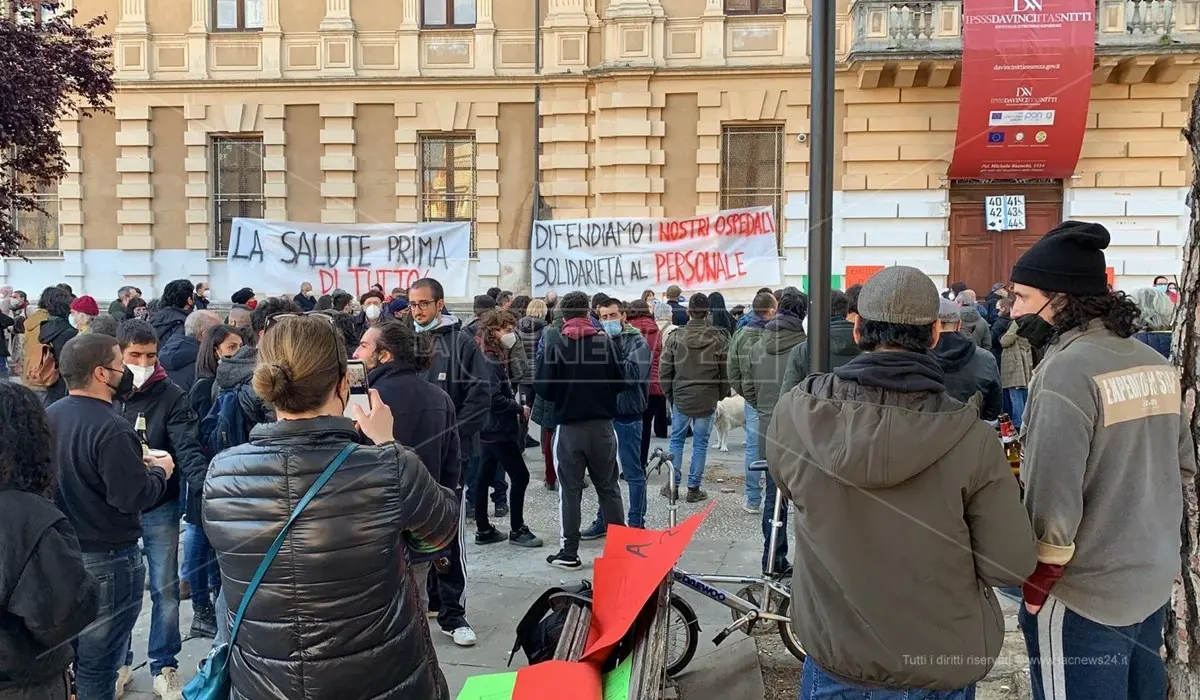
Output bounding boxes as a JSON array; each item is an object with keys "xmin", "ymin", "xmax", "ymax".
[
  {"xmin": 744, "ymin": 405, "xmax": 762, "ymax": 505},
  {"xmin": 592, "ymin": 418, "xmax": 647, "ymax": 528},
  {"xmin": 465, "ymin": 453, "xmax": 507, "ymax": 508},
  {"xmin": 75, "ymin": 547, "xmax": 146, "ymax": 700},
  {"xmin": 184, "ymin": 522, "xmax": 221, "ymax": 609},
  {"xmin": 125, "ymin": 501, "xmax": 181, "ymax": 675},
  {"xmin": 670, "ymin": 410, "xmax": 714, "ymax": 489},
  {"xmin": 1020, "ymin": 598, "xmax": 1165, "ymax": 700},
  {"xmin": 1006, "ymin": 388, "xmax": 1028, "ymax": 430},
  {"xmin": 801, "ymin": 659, "xmax": 976, "ymax": 699},
  {"xmin": 762, "ymin": 471, "xmax": 790, "ymax": 572}
]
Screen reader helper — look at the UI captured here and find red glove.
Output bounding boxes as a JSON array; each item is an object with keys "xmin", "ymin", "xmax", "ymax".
[{"xmin": 1022, "ymin": 561, "xmax": 1066, "ymax": 608}]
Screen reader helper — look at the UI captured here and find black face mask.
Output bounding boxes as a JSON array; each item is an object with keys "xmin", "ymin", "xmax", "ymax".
[
  {"xmin": 103, "ymin": 367, "xmax": 135, "ymax": 398},
  {"xmin": 1015, "ymin": 300, "xmax": 1056, "ymax": 348}
]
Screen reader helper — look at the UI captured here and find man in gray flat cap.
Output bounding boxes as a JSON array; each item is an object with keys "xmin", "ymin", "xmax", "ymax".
[{"xmin": 766, "ymin": 265, "xmax": 1034, "ymax": 699}]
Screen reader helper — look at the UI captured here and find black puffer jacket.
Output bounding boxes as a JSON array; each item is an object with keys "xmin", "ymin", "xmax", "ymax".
[
  {"xmin": 930, "ymin": 332, "xmax": 1003, "ymax": 422},
  {"xmin": 203, "ymin": 418, "xmax": 460, "ymax": 700}
]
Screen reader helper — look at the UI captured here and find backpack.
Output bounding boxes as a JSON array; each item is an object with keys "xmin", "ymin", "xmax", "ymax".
[
  {"xmin": 199, "ymin": 388, "xmax": 251, "ymax": 457},
  {"xmin": 509, "ymin": 581, "xmax": 593, "ymax": 666},
  {"xmin": 24, "ymin": 342, "xmax": 58, "ymax": 389}
]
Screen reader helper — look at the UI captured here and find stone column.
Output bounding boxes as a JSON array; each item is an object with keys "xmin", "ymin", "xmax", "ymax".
[
  {"xmin": 399, "ymin": 0, "xmax": 421, "ymax": 76},
  {"xmin": 320, "ymin": 102, "xmax": 357, "ymax": 224},
  {"xmin": 263, "ymin": 105, "xmax": 288, "ymax": 220},
  {"xmin": 115, "ymin": 102, "xmax": 156, "ymax": 291},
  {"xmin": 187, "ymin": 0, "xmax": 209, "ymax": 79},
  {"xmin": 701, "ymin": 0, "xmax": 725, "ymax": 66},
  {"xmin": 262, "ymin": 0, "xmax": 282, "ymax": 78},
  {"xmin": 537, "ymin": 83, "xmax": 592, "ymax": 218},
  {"xmin": 593, "ymin": 76, "xmax": 663, "ymax": 218},
  {"xmin": 183, "ymin": 103, "xmax": 210, "ymax": 252},
  {"xmin": 475, "ymin": 0, "xmax": 496, "ymax": 75},
  {"xmin": 57, "ymin": 117, "xmax": 84, "ymax": 253},
  {"xmin": 783, "ymin": 0, "xmax": 808, "ymax": 62},
  {"xmin": 394, "ymin": 103, "xmax": 420, "ymax": 223}
]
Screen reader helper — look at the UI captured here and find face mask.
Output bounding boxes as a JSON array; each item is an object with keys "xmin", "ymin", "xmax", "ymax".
[
  {"xmin": 1015, "ymin": 299, "xmax": 1055, "ymax": 348},
  {"xmin": 126, "ymin": 363, "xmax": 155, "ymax": 389},
  {"xmin": 106, "ymin": 367, "xmax": 135, "ymax": 397},
  {"xmin": 68, "ymin": 314, "xmax": 78, "ymax": 329},
  {"xmin": 501, "ymin": 332, "xmax": 519, "ymax": 349},
  {"xmin": 414, "ymin": 316, "xmax": 441, "ymax": 333},
  {"xmin": 246, "ymin": 299, "xmax": 258, "ymax": 310},
  {"xmin": 601, "ymin": 320, "xmax": 622, "ymax": 336},
  {"xmin": 1156, "ymin": 284, "xmax": 1169, "ymax": 293},
  {"xmin": 197, "ymin": 290, "xmax": 207, "ymax": 299},
  {"xmin": 365, "ymin": 305, "xmax": 382, "ymax": 321}
]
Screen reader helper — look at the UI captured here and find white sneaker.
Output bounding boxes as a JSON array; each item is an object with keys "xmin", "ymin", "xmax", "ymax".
[
  {"xmin": 115, "ymin": 665, "xmax": 133, "ymax": 699},
  {"xmin": 742, "ymin": 501, "xmax": 762, "ymax": 515},
  {"xmin": 153, "ymin": 667, "xmax": 184, "ymax": 700},
  {"xmin": 442, "ymin": 625, "xmax": 477, "ymax": 647}
]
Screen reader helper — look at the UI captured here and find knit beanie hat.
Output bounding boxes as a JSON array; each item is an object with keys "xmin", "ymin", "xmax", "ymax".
[
  {"xmin": 70, "ymin": 295, "xmax": 99, "ymax": 316},
  {"xmin": 231, "ymin": 287, "xmax": 255, "ymax": 305},
  {"xmin": 1011, "ymin": 221, "xmax": 1110, "ymax": 296}
]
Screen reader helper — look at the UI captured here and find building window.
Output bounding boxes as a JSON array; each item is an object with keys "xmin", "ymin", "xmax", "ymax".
[
  {"xmin": 211, "ymin": 136, "xmax": 264, "ymax": 257},
  {"xmin": 720, "ymin": 125, "xmax": 784, "ymax": 248},
  {"xmin": 5, "ymin": 0, "xmax": 55, "ymax": 24},
  {"xmin": 10, "ymin": 186, "xmax": 60, "ymax": 256},
  {"xmin": 725, "ymin": 0, "xmax": 784, "ymax": 14},
  {"xmin": 420, "ymin": 134, "xmax": 477, "ymax": 254},
  {"xmin": 423, "ymin": 0, "xmax": 476, "ymax": 27},
  {"xmin": 214, "ymin": 0, "xmax": 264, "ymax": 30}
]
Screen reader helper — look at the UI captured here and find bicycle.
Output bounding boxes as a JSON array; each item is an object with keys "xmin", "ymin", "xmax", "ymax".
[{"xmin": 645, "ymin": 447, "xmax": 806, "ymax": 677}]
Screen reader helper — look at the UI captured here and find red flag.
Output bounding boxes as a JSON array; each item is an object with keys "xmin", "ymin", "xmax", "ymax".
[
  {"xmin": 512, "ymin": 661, "xmax": 601, "ymax": 700},
  {"xmin": 582, "ymin": 503, "xmax": 715, "ymax": 662}
]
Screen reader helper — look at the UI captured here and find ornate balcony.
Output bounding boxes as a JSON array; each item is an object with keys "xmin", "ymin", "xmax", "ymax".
[{"xmin": 848, "ymin": 0, "xmax": 1200, "ymax": 58}]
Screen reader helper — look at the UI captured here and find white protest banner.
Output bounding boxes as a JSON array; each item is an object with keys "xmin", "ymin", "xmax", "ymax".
[
  {"xmin": 531, "ymin": 207, "xmax": 781, "ymax": 298},
  {"xmin": 226, "ymin": 218, "xmax": 471, "ymax": 298}
]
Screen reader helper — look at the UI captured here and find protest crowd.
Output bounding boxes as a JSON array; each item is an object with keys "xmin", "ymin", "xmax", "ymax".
[{"xmin": 0, "ymin": 219, "xmax": 1194, "ymax": 700}]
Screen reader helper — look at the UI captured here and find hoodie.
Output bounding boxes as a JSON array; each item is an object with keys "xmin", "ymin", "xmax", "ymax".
[
  {"xmin": 214, "ymin": 345, "xmax": 275, "ymax": 430},
  {"xmin": 611, "ymin": 324, "xmax": 651, "ymax": 419},
  {"xmin": 628, "ymin": 315, "xmax": 664, "ymax": 397},
  {"xmin": 117, "ymin": 363, "xmax": 208, "ymax": 514},
  {"xmin": 958, "ymin": 306, "xmax": 991, "ymax": 349},
  {"xmin": 766, "ymin": 351, "xmax": 1035, "ymax": 690},
  {"xmin": 534, "ymin": 317, "xmax": 624, "ymax": 425},
  {"xmin": 149, "ymin": 306, "xmax": 189, "ymax": 346},
  {"xmin": 728, "ymin": 313, "xmax": 769, "ymax": 397},
  {"xmin": 159, "ymin": 332, "xmax": 201, "ymax": 391},
  {"xmin": 38, "ymin": 316, "xmax": 76, "ymax": 403},
  {"xmin": 930, "ymin": 332, "xmax": 1003, "ymax": 421},
  {"xmin": 659, "ymin": 318, "xmax": 730, "ymax": 418},
  {"xmin": 745, "ymin": 314, "xmax": 807, "ymax": 421},
  {"xmin": 781, "ymin": 316, "xmax": 863, "ymax": 393}
]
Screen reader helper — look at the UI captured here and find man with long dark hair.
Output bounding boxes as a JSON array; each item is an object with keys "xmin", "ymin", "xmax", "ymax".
[
  {"xmin": 0, "ymin": 383, "xmax": 99, "ymax": 700},
  {"xmin": 1010, "ymin": 221, "xmax": 1196, "ymax": 700}
]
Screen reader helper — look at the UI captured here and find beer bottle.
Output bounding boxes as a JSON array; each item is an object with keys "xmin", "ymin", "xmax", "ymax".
[
  {"xmin": 135, "ymin": 412, "xmax": 150, "ymax": 458},
  {"xmin": 998, "ymin": 413, "xmax": 1021, "ymax": 476}
]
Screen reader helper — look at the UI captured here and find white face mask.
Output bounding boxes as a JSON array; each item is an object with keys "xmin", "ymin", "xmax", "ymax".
[
  {"xmin": 501, "ymin": 332, "xmax": 518, "ymax": 349},
  {"xmin": 126, "ymin": 363, "xmax": 155, "ymax": 389},
  {"xmin": 365, "ymin": 305, "xmax": 382, "ymax": 320}
]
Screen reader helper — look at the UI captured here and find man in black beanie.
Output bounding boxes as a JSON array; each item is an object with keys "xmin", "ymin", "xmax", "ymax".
[{"xmin": 1010, "ymin": 220, "xmax": 1196, "ymax": 700}]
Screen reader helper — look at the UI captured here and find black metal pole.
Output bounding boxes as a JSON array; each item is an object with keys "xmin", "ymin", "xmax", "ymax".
[{"xmin": 808, "ymin": 0, "xmax": 835, "ymax": 373}]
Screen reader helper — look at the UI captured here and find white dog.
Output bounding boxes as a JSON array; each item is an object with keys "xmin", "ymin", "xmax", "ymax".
[{"xmin": 713, "ymin": 394, "xmax": 747, "ymax": 452}]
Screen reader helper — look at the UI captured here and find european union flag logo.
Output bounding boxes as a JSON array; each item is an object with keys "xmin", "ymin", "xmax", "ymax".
[
  {"xmin": 991, "ymin": 112, "xmax": 1003, "ymax": 120},
  {"xmin": 988, "ymin": 132, "xmax": 1005, "ymax": 143}
]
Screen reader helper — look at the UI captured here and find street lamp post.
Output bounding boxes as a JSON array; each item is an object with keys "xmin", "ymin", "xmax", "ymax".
[{"xmin": 807, "ymin": 0, "xmax": 835, "ymax": 373}]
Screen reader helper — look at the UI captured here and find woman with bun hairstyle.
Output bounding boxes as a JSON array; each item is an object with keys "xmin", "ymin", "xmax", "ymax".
[{"xmin": 202, "ymin": 313, "xmax": 460, "ymax": 700}]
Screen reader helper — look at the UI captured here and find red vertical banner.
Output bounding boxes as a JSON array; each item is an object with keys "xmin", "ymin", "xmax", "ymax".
[{"xmin": 949, "ymin": 0, "xmax": 1096, "ymax": 179}]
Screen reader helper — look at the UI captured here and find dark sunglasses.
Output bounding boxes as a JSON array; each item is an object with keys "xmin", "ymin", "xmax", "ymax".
[{"xmin": 264, "ymin": 311, "xmax": 338, "ymax": 330}]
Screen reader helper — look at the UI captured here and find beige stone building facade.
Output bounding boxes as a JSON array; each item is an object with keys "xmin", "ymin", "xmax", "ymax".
[{"xmin": 3, "ymin": 0, "xmax": 1198, "ymax": 300}]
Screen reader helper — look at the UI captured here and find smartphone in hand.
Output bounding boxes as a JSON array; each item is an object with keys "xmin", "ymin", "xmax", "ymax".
[{"xmin": 345, "ymin": 360, "xmax": 371, "ymax": 418}]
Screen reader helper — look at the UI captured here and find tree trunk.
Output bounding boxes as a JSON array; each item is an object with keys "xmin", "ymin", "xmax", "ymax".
[{"xmin": 1167, "ymin": 84, "xmax": 1200, "ymax": 699}]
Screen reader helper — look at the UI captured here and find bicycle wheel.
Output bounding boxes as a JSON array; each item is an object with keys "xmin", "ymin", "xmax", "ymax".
[
  {"xmin": 666, "ymin": 593, "xmax": 699, "ymax": 677},
  {"xmin": 775, "ymin": 591, "xmax": 807, "ymax": 663}
]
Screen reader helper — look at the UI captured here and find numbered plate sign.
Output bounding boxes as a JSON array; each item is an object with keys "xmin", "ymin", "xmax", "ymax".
[
  {"xmin": 985, "ymin": 196, "xmax": 1005, "ymax": 231},
  {"xmin": 1003, "ymin": 195, "xmax": 1026, "ymax": 230}
]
